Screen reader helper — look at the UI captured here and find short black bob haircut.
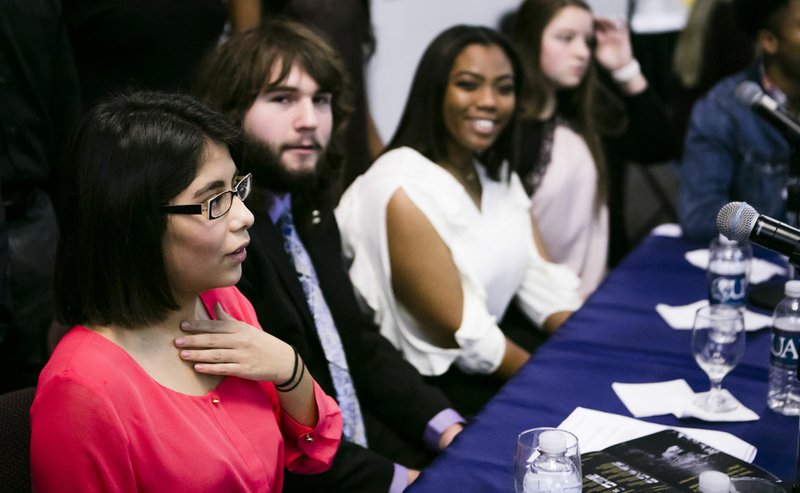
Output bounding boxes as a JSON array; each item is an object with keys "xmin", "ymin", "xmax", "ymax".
[
  {"xmin": 384, "ymin": 25, "xmax": 525, "ymax": 181},
  {"xmin": 54, "ymin": 91, "xmax": 240, "ymax": 329}
]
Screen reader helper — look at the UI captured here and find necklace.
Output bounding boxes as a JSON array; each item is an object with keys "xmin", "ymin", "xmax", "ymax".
[
  {"xmin": 439, "ymin": 160, "xmax": 482, "ymax": 208},
  {"xmin": 440, "ymin": 156, "xmax": 478, "ymax": 182},
  {"xmin": 443, "ymin": 163, "xmax": 478, "ymax": 188}
]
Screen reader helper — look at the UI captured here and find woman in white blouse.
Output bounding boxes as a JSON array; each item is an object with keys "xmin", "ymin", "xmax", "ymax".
[{"xmin": 336, "ymin": 25, "xmax": 582, "ymax": 414}]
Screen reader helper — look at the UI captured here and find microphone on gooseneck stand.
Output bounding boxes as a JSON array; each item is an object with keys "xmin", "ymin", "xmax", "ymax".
[
  {"xmin": 717, "ymin": 201, "xmax": 798, "ymax": 309},
  {"xmin": 717, "ymin": 201, "xmax": 800, "ymax": 266},
  {"xmin": 735, "ymin": 81, "xmax": 800, "ymax": 146}
]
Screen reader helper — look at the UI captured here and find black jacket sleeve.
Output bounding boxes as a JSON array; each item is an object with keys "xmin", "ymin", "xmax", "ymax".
[
  {"xmin": 283, "ymin": 441, "xmax": 395, "ymax": 493},
  {"xmin": 604, "ymin": 84, "xmax": 678, "ymax": 166}
]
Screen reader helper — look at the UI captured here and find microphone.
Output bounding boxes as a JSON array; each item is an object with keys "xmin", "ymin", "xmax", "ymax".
[
  {"xmin": 717, "ymin": 201, "xmax": 800, "ymax": 265},
  {"xmin": 735, "ymin": 81, "xmax": 800, "ymax": 145}
]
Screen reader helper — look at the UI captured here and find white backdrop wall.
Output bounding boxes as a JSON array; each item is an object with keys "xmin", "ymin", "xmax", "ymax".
[{"xmin": 367, "ymin": 0, "xmax": 627, "ymax": 142}]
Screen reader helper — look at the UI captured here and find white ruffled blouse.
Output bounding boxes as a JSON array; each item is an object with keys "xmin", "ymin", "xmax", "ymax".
[{"xmin": 335, "ymin": 147, "xmax": 582, "ymax": 377}]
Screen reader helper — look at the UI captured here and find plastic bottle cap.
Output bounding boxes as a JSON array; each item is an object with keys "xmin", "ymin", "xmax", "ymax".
[
  {"xmin": 785, "ymin": 280, "xmax": 800, "ymax": 298},
  {"xmin": 538, "ymin": 430, "xmax": 568, "ymax": 454},
  {"xmin": 714, "ymin": 234, "xmax": 737, "ymax": 246},
  {"xmin": 698, "ymin": 471, "xmax": 730, "ymax": 493}
]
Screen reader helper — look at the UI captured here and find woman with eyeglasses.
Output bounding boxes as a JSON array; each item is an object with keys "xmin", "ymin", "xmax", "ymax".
[{"xmin": 30, "ymin": 91, "xmax": 342, "ymax": 492}]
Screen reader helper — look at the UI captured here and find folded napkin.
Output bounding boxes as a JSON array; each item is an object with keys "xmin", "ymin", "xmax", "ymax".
[
  {"xmin": 655, "ymin": 299, "xmax": 771, "ymax": 331},
  {"xmin": 651, "ymin": 223, "xmax": 682, "ymax": 237},
  {"xmin": 612, "ymin": 379, "xmax": 759, "ymax": 422},
  {"xmin": 684, "ymin": 248, "xmax": 786, "ymax": 284}
]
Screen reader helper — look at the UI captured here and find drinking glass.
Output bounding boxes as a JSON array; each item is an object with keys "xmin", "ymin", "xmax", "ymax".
[
  {"xmin": 691, "ymin": 305, "xmax": 746, "ymax": 412},
  {"xmin": 514, "ymin": 427, "xmax": 581, "ymax": 493}
]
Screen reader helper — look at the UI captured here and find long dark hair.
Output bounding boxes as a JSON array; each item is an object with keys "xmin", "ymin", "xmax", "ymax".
[
  {"xmin": 385, "ymin": 25, "xmax": 525, "ymax": 181},
  {"xmin": 54, "ymin": 91, "xmax": 239, "ymax": 329}
]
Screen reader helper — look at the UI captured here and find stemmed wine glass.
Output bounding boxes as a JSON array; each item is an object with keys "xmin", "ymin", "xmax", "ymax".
[{"xmin": 691, "ymin": 304, "xmax": 746, "ymax": 413}]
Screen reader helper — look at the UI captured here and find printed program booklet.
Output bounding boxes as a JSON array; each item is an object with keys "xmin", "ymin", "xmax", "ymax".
[{"xmin": 581, "ymin": 429, "xmax": 783, "ymax": 493}]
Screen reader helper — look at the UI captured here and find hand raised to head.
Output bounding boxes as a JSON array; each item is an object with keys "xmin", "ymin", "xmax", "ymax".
[
  {"xmin": 175, "ymin": 302, "xmax": 296, "ymax": 383},
  {"xmin": 593, "ymin": 16, "xmax": 633, "ymax": 72}
]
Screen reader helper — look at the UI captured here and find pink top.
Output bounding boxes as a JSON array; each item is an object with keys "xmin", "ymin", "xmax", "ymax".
[{"xmin": 30, "ymin": 286, "xmax": 342, "ymax": 493}]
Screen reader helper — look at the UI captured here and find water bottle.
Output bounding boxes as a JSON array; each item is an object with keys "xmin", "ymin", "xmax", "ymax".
[
  {"xmin": 768, "ymin": 280, "xmax": 800, "ymax": 415},
  {"xmin": 707, "ymin": 235, "xmax": 751, "ymax": 307},
  {"xmin": 698, "ymin": 471, "xmax": 730, "ymax": 493},
  {"xmin": 522, "ymin": 430, "xmax": 582, "ymax": 493}
]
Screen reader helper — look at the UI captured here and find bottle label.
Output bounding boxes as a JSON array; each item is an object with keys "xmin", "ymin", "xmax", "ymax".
[
  {"xmin": 771, "ymin": 328, "xmax": 800, "ymax": 369},
  {"xmin": 708, "ymin": 273, "xmax": 747, "ymax": 306}
]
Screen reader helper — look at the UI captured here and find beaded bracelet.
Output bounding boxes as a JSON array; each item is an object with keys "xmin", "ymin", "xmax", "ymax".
[
  {"xmin": 275, "ymin": 345, "xmax": 300, "ymax": 389},
  {"xmin": 276, "ymin": 361, "xmax": 305, "ymax": 393}
]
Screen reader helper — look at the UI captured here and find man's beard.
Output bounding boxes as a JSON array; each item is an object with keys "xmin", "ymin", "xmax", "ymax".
[{"xmin": 240, "ymin": 132, "xmax": 321, "ymax": 194}]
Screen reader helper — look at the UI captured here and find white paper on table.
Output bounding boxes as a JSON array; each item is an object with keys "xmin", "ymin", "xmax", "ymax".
[
  {"xmin": 684, "ymin": 248, "xmax": 786, "ymax": 284},
  {"xmin": 651, "ymin": 223, "xmax": 683, "ymax": 237},
  {"xmin": 655, "ymin": 299, "xmax": 772, "ymax": 331},
  {"xmin": 612, "ymin": 380, "xmax": 760, "ymax": 422},
  {"xmin": 557, "ymin": 407, "xmax": 757, "ymax": 462}
]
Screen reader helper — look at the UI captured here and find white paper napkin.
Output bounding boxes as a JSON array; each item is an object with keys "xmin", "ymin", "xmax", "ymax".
[
  {"xmin": 651, "ymin": 223, "xmax": 682, "ymax": 237},
  {"xmin": 655, "ymin": 299, "xmax": 771, "ymax": 331},
  {"xmin": 612, "ymin": 379, "xmax": 693, "ymax": 417},
  {"xmin": 612, "ymin": 379, "xmax": 760, "ymax": 422},
  {"xmin": 684, "ymin": 248, "xmax": 786, "ymax": 284}
]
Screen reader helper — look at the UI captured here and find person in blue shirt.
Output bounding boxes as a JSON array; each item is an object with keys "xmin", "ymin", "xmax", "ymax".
[{"xmin": 678, "ymin": 0, "xmax": 800, "ymax": 241}]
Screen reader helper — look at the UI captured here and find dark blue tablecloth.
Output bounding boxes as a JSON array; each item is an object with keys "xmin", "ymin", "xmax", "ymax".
[{"xmin": 407, "ymin": 233, "xmax": 797, "ymax": 492}]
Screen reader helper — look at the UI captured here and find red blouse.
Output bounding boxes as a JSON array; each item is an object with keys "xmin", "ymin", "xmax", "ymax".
[{"xmin": 31, "ymin": 286, "xmax": 342, "ymax": 492}]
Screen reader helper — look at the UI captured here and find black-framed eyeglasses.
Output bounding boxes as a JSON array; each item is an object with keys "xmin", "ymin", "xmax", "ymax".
[{"xmin": 160, "ymin": 173, "xmax": 252, "ymax": 220}]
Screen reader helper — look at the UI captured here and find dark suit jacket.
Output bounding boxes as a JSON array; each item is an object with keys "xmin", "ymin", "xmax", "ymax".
[{"xmin": 238, "ymin": 204, "xmax": 454, "ymax": 492}]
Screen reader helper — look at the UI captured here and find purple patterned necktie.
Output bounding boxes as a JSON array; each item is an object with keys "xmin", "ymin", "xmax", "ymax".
[{"xmin": 278, "ymin": 210, "xmax": 368, "ymax": 447}]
